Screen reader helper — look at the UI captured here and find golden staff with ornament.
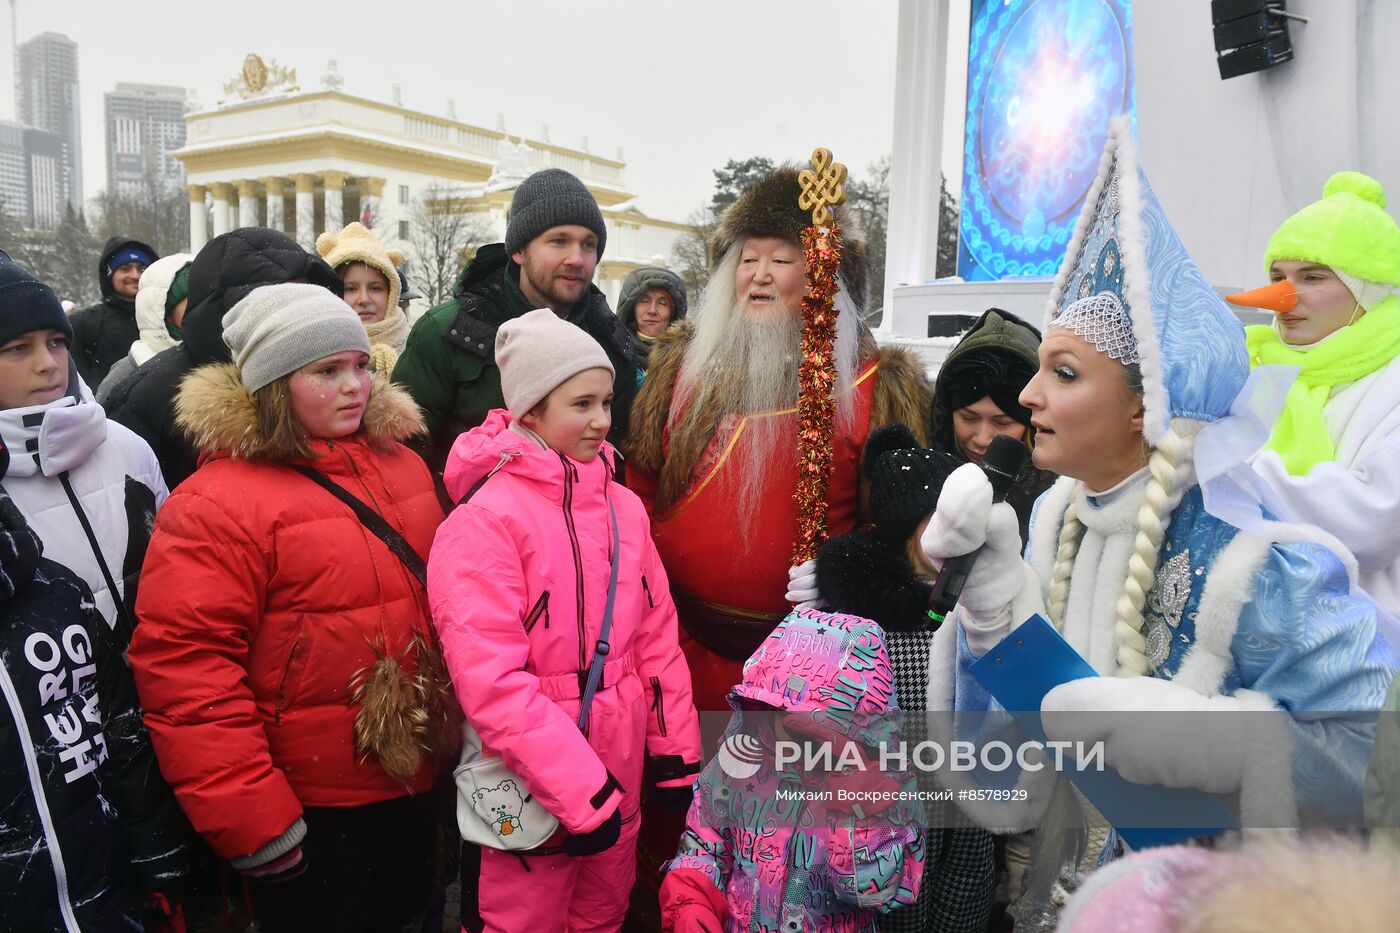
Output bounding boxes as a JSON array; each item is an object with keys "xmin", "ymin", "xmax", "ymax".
[{"xmin": 792, "ymin": 146, "xmax": 849, "ymax": 564}]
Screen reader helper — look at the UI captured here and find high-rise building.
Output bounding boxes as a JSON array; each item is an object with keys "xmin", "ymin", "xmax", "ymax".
[
  {"xmin": 17, "ymin": 31, "xmax": 81, "ymax": 209},
  {"xmin": 0, "ymin": 117, "xmax": 66, "ymax": 229},
  {"xmin": 0, "ymin": 120, "xmax": 28, "ymax": 221},
  {"xmin": 25, "ymin": 126, "xmax": 65, "ymax": 229},
  {"xmin": 105, "ymin": 82, "xmax": 187, "ymax": 195}
]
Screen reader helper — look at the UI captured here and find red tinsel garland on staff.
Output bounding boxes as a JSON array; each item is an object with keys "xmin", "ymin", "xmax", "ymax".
[{"xmin": 792, "ymin": 222, "xmax": 844, "ymax": 564}]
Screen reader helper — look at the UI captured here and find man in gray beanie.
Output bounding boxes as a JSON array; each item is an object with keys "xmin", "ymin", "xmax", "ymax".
[{"xmin": 393, "ymin": 168, "xmax": 636, "ymax": 475}]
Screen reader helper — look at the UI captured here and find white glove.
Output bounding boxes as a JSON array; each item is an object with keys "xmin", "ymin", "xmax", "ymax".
[
  {"xmin": 920, "ymin": 463, "xmax": 993, "ymax": 569},
  {"xmin": 955, "ymin": 504, "xmax": 1027, "ymax": 618},
  {"xmin": 1040, "ymin": 677, "xmax": 1272, "ymax": 794},
  {"xmin": 785, "ymin": 559, "xmax": 823, "ymax": 610}
]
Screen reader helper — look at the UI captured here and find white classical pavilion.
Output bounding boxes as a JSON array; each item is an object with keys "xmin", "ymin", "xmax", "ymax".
[{"xmin": 174, "ymin": 56, "xmax": 695, "ymax": 306}]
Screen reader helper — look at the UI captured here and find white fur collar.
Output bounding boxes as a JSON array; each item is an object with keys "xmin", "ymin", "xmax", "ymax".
[{"xmin": 1074, "ymin": 469, "xmax": 1149, "ymax": 537}]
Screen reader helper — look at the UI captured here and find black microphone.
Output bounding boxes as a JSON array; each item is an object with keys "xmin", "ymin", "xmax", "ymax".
[{"xmin": 925, "ymin": 434, "xmax": 1028, "ymax": 627}]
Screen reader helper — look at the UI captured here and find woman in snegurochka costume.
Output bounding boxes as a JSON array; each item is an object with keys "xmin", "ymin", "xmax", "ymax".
[{"xmin": 917, "ymin": 118, "xmax": 1398, "ymax": 863}]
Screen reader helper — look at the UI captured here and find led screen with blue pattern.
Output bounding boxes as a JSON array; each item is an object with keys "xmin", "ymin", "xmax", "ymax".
[{"xmin": 956, "ymin": 0, "xmax": 1135, "ymax": 281}]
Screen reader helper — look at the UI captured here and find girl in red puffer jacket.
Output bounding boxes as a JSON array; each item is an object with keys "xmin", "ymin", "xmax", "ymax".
[
  {"xmin": 129, "ymin": 284, "xmax": 459, "ymax": 933},
  {"xmin": 429, "ymin": 308, "xmax": 703, "ymax": 932}
]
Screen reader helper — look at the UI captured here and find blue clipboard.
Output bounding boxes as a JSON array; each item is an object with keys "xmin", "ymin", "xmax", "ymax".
[{"xmin": 970, "ymin": 614, "xmax": 1237, "ymax": 849}]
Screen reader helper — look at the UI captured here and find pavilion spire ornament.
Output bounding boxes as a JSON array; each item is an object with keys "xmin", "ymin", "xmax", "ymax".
[{"xmin": 792, "ymin": 146, "xmax": 849, "ymax": 564}]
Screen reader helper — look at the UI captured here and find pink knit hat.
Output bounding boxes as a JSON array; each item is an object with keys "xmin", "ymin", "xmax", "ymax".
[
  {"xmin": 1058, "ymin": 846, "xmax": 1220, "ymax": 932},
  {"xmin": 494, "ymin": 308, "xmax": 614, "ymax": 418}
]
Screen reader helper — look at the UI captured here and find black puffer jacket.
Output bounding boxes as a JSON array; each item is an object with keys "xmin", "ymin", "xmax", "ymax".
[
  {"xmin": 102, "ymin": 229, "xmax": 341, "ymax": 488},
  {"xmin": 0, "ymin": 484, "xmax": 187, "ymax": 931},
  {"xmin": 70, "ymin": 237, "xmax": 156, "ymax": 389}
]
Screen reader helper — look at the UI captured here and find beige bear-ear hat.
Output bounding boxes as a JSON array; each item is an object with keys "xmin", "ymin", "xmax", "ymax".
[{"xmin": 316, "ymin": 222, "xmax": 404, "ymax": 309}]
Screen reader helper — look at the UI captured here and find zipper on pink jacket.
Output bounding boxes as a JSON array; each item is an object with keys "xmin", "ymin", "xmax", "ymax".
[
  {"xmin": 557, "ymin": 453, "xmax": 587, "ymax": 672},
  {"xmin": 523, "ymin": 591, "xmax": 550, "ymax": 632},
  {"xmin": 649, "ymin": 675, "xmax": 668, "ymax": 737}
]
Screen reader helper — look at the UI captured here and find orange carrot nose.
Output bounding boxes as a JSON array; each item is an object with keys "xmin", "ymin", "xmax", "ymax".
[{"xmin": 1226, "ymin": 281, "xmax": 1297, "ymax": 313}]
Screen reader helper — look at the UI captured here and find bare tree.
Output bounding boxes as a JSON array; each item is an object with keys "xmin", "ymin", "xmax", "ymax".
[
  {"xmin": 0, "ymin": 196, "xmax": 45, "ymax": 277},
  {"xmin": 407, "ymin": 183, "xmax": 496, "ymax": 305},
  {"xmin": 671, "ymin": 204, "xmax": 716, "ymax": 295},
  {"xmin": 845, "ymin": 156, "xmax": 891, "ymax": 314},
  {"xmin": 0, "ymin": 195, "xmax": 99, "ymax": 304},
  {"xmin": 90, "ymin": 162, "xmax": 190, "ymax": 257}
]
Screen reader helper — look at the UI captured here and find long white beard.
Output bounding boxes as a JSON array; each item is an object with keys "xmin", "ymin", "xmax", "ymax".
[{"xmin": 674, "ymin": 244, "xmax": 865, "ymax": 542}]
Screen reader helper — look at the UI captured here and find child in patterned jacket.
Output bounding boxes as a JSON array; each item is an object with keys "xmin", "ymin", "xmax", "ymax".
[{"xmin": 660, "ymin": 609, "xmax": 925, "ymax": 932}]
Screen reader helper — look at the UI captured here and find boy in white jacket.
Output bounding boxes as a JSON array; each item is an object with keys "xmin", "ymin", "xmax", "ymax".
[
  {"xmin": 0, "ymin": 250, "xmax": 167, "ymax": 643},
  {"xmin": 1231, "ymin": 171, "xmax": 1400, "ymax": 619}
]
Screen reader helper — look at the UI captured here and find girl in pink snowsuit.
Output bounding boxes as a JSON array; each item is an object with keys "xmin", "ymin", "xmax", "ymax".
[{"xmin": 429, "ymin": 309, "xmax": 703, "ymax": 932}]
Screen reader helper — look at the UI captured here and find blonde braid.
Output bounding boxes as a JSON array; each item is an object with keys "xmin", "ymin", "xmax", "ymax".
[
  {"xmin": 1112, "ymin": 420, "xmax": 1202, "ymax": 675},
  {"xmin": 1046, "ymin": 500, "xmax": 1083, "ymax": 631}
]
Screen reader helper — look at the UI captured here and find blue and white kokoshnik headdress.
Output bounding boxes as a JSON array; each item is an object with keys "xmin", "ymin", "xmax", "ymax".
[{"xmin": 1045, "ymin": 116, "xmax": 1249, "ymax": 444}]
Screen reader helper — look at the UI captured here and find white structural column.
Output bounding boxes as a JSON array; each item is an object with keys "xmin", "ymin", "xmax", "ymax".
[
  {"xmin": 292, "ymin": 173, "xmax": 317, "ymax": 249},
  {"xmin": 187, "ymin": 184, "xmax": 208, "ymax": 252},
  {"xmin": 210, "ymin": 183, "xmax": 233, "ymax": 238},
  {"xmin": 322, "ymin": 171, "xmax": 347, "ymax": 232},
  {"xmin": 882, "ymin": 0, "xmax": 952, "ymax": 326},
  {"xmin": 236, "ymin": 179, "xmax": 260, "ymax": 228},
  {"xmin": 363, "ymin": 177, "xmax": 386, "ymax": 228},
  {"xmin": 263, "ymin": 176, "xmax": 285, "ymax": 232}
]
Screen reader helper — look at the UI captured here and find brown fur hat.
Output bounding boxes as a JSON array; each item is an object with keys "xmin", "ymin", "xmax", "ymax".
[{"xmin": 711, "ymin": 165, "xmax": 869, "ymax": 314}]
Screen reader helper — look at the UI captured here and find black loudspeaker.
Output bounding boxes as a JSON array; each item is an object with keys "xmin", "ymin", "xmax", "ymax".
[
  {"xmin": 927, "ymin": 313, "xmax": 979, "ymax": 339},
  {"xmin": 1212, "ymin": 0, "xmax": 1298, "ymax": 80}
]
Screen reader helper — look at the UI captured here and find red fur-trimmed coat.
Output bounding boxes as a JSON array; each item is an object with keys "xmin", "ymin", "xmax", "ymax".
[
  {"xmin": 624, "ymin": 324, "xmax": 932, "ymax": 702},
  {"xmin": 129, "ymin": 365, "xmax": 452, "ymax": 863},
  {"xmin": 624, "ymin": 323, "xmax": 929, "ymax": 613}
]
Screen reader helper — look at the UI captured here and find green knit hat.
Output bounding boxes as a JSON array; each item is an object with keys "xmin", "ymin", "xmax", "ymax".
[{"xmin": 1264, "ymin": 171, "xmax": 1400, "ymax": 286}]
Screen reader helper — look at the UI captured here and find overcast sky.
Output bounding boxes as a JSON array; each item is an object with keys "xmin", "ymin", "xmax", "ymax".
[{"xmin": 2, "ymin": 0, "xmax": 969, "ymax": 221}]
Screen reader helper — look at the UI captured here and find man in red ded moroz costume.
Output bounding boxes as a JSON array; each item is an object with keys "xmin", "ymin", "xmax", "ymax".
[{"xmin": 624, "ymin": 164, "xmax": 932, "ymax": 712}]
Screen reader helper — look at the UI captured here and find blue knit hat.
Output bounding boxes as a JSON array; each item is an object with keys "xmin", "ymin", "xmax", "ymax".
[
  {"xmin": 0, "ymin": 251, "xmax": 71, "ymax": 347},
  {"xmin": 105, "ymin": 245, "xmax": 156, "ymax": 278}
]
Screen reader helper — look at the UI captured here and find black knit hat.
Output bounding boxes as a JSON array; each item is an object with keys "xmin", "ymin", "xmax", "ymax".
[
  {"xmin": 0, "ymin": 251, "xmax": 71, "ymax": 348},
  {"xmin": 505, "ymin": 168, "xmax": 607, "ymax": 258},
  {"xmin": 865, "ymin": 423, "xmax": 961, "ymax": 548},
  {"xmin": 617, "ymin": 266, "xmax": 688, "ymax": 331}
]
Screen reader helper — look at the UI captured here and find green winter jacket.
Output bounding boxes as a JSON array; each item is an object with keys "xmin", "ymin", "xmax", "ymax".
[{"xmin": 392, "ymin": 243, "xmax": 638, "ymax": 474}]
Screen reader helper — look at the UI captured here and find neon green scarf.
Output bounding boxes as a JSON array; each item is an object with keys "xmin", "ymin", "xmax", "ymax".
[{"xmin": 1246, "ymin": 294, "xmax": 1400, "ymax": 475}]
